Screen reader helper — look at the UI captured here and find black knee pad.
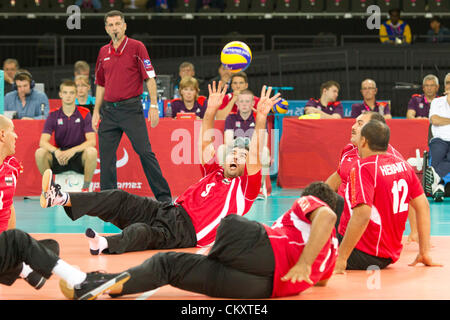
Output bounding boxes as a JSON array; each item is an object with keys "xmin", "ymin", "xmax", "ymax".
[{"xmin": 38, "ymin": 239, "xmax": 60, "ymax": 256}]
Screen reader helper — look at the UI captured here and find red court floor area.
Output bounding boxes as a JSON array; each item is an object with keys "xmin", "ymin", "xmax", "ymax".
[{"xmin": 1, "ymin": 234, "xmax": 449, "ymax": 300}]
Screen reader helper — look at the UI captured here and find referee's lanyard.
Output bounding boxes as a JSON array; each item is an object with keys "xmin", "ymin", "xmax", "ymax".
[{"xmin": 363, "ymin": 101, "xmax": 376, "ymax": 112}]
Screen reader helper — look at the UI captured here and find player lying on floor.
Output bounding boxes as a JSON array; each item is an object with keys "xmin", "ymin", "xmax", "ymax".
[{"xmin": 59, "ymin": 181, "xmax": 340, "ymax": 300}]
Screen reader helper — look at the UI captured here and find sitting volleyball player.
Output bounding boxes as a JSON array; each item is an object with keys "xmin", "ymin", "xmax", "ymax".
[
  {"xmin": 59, "ymin": 181, "xmax": 338, "ymax": 300},
  {"xmin": 40, "ymin": 82, "xmax": 280, "ymax": 255}
]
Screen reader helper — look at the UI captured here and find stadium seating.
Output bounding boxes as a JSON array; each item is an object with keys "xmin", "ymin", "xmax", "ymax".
[
  {"xmin": 1, "ymin": 0, "xmax": 25, "ymax": 11},
  {"xmin": 275, "ymin": 0, "xmax": 299, "ymax": 12},
  {"xmin": 173, "ymin": 0, "xmax": 196, "ymax": 12},
  {"xmin": 24, "ymin": 0, "xmax": 50, "ymax": 12},
  {"xmin": 249, "ymin": 0, "xmax": 275, "ymax": 13},
  {"xmin": 47, "ymin": 0, "xmax": 73, "ymax": 12},
  {"xmin": 101, "ymin": 0, "xmax": 124, "ymax": 11},
  {"xmin": 428, "ymin": 0, "xmax": 450, "ymax": 13},
  {"xmin": 300, "ymin": 0, "xmax": 324, "ymax": 12},
  {"xmin": 376, "ymin": 0, "xmax": 400, "ymax": 12},
  {"xmin": 350, "ymin": 0, "xmax": 376, "ymax": 12},
  {"xmin": 224, "ymin": 0, "xmax": 250, "ymax": 13},
  {"xmin": 325, "ymin": 0, "xmax": 350, "ymax": 12},
  {"xmin": 402, "ymin": 0, "xmax": 425, "ymax": 13}
]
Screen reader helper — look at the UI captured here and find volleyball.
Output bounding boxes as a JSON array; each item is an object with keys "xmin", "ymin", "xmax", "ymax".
[
  {"xmin": 220, "ymin": 41, "xmax": 252, "ymax": 73},
  {"xmin": 272, "ymin": 98, "xmax": 289, "ymax": 114}
]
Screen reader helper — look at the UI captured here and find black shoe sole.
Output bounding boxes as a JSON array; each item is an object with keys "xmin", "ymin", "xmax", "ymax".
[{"xmin": 78, "ymin": 272, "xmax": 131, "ymax": 300}]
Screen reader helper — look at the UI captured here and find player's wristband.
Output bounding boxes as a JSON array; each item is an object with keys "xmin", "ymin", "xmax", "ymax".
[{"xmin": 149, "ymin": 104, "xmax": 158, "ymax": 110}]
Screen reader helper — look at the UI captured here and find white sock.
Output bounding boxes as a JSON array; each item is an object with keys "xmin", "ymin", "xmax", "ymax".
[
  {"xmin": 52, "ymin": 259, "xmax": 86, "ymax": 288},
  {"xmin": 20, "ymin": 263, "xmax": 33, "ymax": 278},
  {"xmin": 85, "ymin": 228, "xmax": 108, "ymax": 255}
]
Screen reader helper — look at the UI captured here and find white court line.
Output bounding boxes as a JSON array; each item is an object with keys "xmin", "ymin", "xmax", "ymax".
[{"xmin": 135, "ymin": 247, "xmax": 210, "ymax": 300}]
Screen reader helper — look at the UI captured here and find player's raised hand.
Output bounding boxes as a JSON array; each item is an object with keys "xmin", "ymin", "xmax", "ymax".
[
  {"xmin": 409, "ymin": 253, "xmax": 443, "ymax": 268},
  {"xmin": 256, "ymin": 85, "xmax": 281, "ymax": 116},
  {"xmin": 207, "ymin": 81, "xmax": 228, "ymax": 112},
  {"xmin": 281, "ymin": 263, "xmax": 313, "ymax": 285}
]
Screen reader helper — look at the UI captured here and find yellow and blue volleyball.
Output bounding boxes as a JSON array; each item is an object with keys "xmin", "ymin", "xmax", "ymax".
[
  {"xmin": 272, "ymin": 99, "xmax": 289, "ymax": 114},
  {"xmin": 220, "ymin": 41, "xmax": 252, "ymax": 73}
]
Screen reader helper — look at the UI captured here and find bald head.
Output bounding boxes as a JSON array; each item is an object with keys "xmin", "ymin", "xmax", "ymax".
[{"xmin": 0, "ymin": 115, "xmax": 13, "ymax": 131}]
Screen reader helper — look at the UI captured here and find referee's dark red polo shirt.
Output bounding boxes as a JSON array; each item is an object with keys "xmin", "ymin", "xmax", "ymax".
[{"xmin": 94, "ymin": 36, "xmax": 156, "ymax": 103}]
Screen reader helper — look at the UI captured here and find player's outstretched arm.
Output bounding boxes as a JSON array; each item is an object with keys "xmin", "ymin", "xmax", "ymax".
[
  {"xmin": 199, "ymin": 81, "xmax": 228, "ymax": 165},
  {"xmin": 325, "ymin": 171, "xmax": 341, "ymax": 192},
  {"xmin": 247, "ymin": 85, "xmax": 280, "ymax": 176},
  {"xmin": 281, "ymin": 206, "xmax": 336, "ymax": 285},
  {"xmin": 408, "ymin": 194, "xmax": 443, "ymax": 267},
  {"xmin": 334, "ymin": 203, "xmax": 371, "ymax": 274}
]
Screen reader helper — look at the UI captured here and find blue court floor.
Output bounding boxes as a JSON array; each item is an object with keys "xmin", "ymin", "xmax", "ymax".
[{"xmin": 13, "ymin": 179, "xmax": 450, "ymax": 236}]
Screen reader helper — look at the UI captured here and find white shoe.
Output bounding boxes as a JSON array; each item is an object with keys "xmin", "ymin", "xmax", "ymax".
[
  {"xmin": 40, "ymin": 169, "xmax": 69, "ymax": 208},
  {"xmin": 425, "ymin": 166, "xmax": 441, "ymax": 195},
  {"xmin": 432, "ymin": 184, "xmax": 445, "ymax": 202}
]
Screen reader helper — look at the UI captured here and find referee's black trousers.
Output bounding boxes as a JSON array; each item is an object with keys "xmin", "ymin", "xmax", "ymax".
[
  {"xmin": 65, "ymin": 190, "xmax": 197, "ymax": 254},
  {"xmin": 117, "ymin": 215, "xmax": 275, "ymax": 299},
  {"xmin": 98, "ymin": 100, "xmax": 172, "ymax": 202},
  {"xmin": 0, "ymin": 229, "xmax": 59, "ymax": 286}
]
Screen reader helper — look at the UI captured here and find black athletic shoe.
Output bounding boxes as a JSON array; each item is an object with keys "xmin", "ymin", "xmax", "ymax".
[
  {"xmin": 59, "ymin": 271, "xmax": 130, "ymax": 300},
  {"xmin": 25, "ymin": 271, "xmax": 46, "ymax": 290}
]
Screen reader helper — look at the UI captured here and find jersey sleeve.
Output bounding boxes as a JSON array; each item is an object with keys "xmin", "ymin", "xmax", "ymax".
[
  {"xmin": 349, "ymin": 163, "xmax": 375, "ymax": 209},
  {"xmin": 83, "ymin": 112, "xmax": 94, "ymax": 134},
  {"xmin": 407, "ymin": 96, "xmax": 417, "ymax": 110},
  {"xmin": 42, "ymin": 113, "xmax": 56, "ymax": 135},
  {"xmin": 334, "ymin": 102, "xmax": 344, "ymax": 117},
  {"xmin": 305, "ymin": 98, "xmax": 316, "ymax": 107},
  {"xmin": 241, "ymin": 166, "xmax": 262, "ymax": 201},
  {"xmin": 94, "ymin": 48, "xmax": 105, "ymax": 87},
  {"xmin": 136, "ymin": 41, "xmax": 156, "ymax": 80},
  {"xmin": 409, "ymin": 170, "xmax": 425, "ymax": 200},
  {"xmin": 429, "ymin": 98, "xmax": 440, "ymax": 119},
  {"xmin": 224, "ymin": 114, "xmax": 235, "ymax": 131},
  {"xmin": 291, "ymin": 195, "xmax": 328, "ymax": 223}
]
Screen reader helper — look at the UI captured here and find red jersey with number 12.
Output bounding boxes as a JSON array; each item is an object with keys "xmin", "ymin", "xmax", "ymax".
[
  {"xmin": 346, "ymin": 154, "xmax": 423, "ymax": 262},
  {"xmin": 0, "ymin": 157, "xmax": 22, "ymax": 233},
  {"xmin": 175, "ymin": 162, "xmax": 261, "ymax": 247},
  {"xmin": 337, "ymin": 143, "xmax": 403, "ymax": 236},
  {"xmin": 264, "ymin": 195, "xmax": 338, "ymax": 298}
]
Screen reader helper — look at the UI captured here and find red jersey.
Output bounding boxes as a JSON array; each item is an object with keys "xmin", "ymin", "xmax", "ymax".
[
  {"xmin": 345, "ymin": 154, "xmax": 424, "ymax": 262},
  {"xmin": 337, "ymin": 143, "xmax": 403, "ymax": 236},
  {"xmin": 175, "ymin": 162, "xmax": 261, "ymax": 247},
  {"xmin": 219, "ymin": 93, "xmax": 260, "ymax": 114},
  {"xmin": 0, "ymin": 157, "xmax": 22, "ymax": 233},
  {"xmin": 95, "ymin": 36, "xmax": 156, "ymax": 102},
  {"xmin": 264, "ymin": 195, "xmax": 338, "ymax": 298}
]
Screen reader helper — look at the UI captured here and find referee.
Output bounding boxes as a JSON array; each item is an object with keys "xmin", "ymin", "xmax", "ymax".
[{"xmin": 92, "ymin": 10, "xmax": 171, "ymax": 203}]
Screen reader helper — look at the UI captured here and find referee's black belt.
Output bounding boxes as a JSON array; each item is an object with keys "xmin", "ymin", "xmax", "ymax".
[{"xmin": 105, "ymin": 96, "xmax": 141, "ymax": 107}]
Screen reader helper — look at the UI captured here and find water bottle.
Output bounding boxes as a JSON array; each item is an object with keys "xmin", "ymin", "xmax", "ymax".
[
  {"xmin": 173, "ymin": 85, "xmax": 180, "ymax": 99},
  {"xmin": 165, "ymin": 101, "xmax": 172, "ymax": 118},
  {"xmin": 141, "ymin": 92, "xmax": 149, "ymax": 118},
  {"xmin": 157, "ymin": 96, "xmax": 164, "ymax": 118}
]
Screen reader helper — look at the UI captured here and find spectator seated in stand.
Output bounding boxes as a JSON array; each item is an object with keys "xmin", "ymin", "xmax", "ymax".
[
  {"xmin": 170, "ymin": 77, "xmax": 207, "ymax": 119},
  {"xmin": 2, "ymin": 58, "xmax": 19, "ymax": 95},
  {"xmin": 4, "ymin": 69, "xmax": 49, "ymax": 120},
  {"xmin": 379, "ymin": 8, "xmax": 412, "ymax": 45},
  {"xmin": 196, "ymin": 0, "xmax": 224, "ymax": 11},
  {"xmin": 173, "ymin": 62, "xmax": 204, "ymax": 99},
  {"xmin": 427, "ymin": 17, "xmax": 450, "ymax": 43},
  {"xmin": 34, "ymin": 80, "xmax": 97, "ymax": 193},
  {"xmin": 215, "ymin": 71, "xmax": 259, "ymax": 120},
  {"xmin": 207, "ymin": 64, "xmax": 232, "ymax": 95},
  {"xmin": 74, "ymin": 60, "xmax": 95, "ymax": 96},
  {"xmin": 303, "ymin": 80, "xmax": 344, "ymax": 119},
  {"xmin": 75, "ymin": 0, "xmax": 102, "ymax": 11},
  {"xmin": 75, "ymin": 75, "xmax": 96, "ymax": 114},
  {"xmin": 146, "ymin": 0, "xmax": 176, "ymax": 11},
  {"xmin": 424, "ymin": 73, "xmax": 450, "ymax": 202},
  {"xmin": 218, "ymin": 89, "xmax": 271, "ymax": 199},
  {"xmin": 406, "ymin": 74, "xmax": 440, "ymax": 119},
  {"xmin": 351, "ymin": 79, "xmax": 391, "ymax": 119}
]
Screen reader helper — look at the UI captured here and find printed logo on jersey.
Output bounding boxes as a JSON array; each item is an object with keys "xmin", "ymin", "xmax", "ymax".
[
  {"xmin": 5, "ymin": 176, "xmax": 13, "ymax": 186},
  {"xmin": 57, "ymin": 119, "xmax": 63, "ymax": 125},
  {"xmin": 297, "ymin": 197, "xmax": 311, "ymax": 212},
  {"xmin": 350, "ymin": 167, "xmax": 357, "ymax": 207},
  {"xmin": 222, "ymin": 178, "xmax": 231, "ymax": 185},
  {"xmin": 201, "ymin": 182, "xmax": 216, "ymax": 197},
  {"xmin": 143, "ymin": 59, "xmax": 152, "ymax": 70}
]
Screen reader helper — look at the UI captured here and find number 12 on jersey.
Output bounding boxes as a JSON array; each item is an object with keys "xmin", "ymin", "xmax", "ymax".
[{"xmin": 392, "ymin": 179, "xmax": 408, "ymax": 214}]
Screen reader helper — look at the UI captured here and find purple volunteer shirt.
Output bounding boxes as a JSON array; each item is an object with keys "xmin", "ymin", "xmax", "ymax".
[
  {"xmin": 407, "ymin": 94, "xmax": 434, "ymax": 118},
  {"xmin": 224, "ymin": 112, "xmax": 256, "ymax": 139},
  {"xmin": 42, "ymin": 107, "xmax": 93, "ymax": 150},
  {"xmin": 351, "ymin": 101, "xmax": 390, "ymax": 118},
  {"xmin": 171, "ymin": 99, "xmax": 207, "ymax": 119},
  {"xmin": 304, "ymin": 98, "xmax": 344, "ymax": 117}
]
